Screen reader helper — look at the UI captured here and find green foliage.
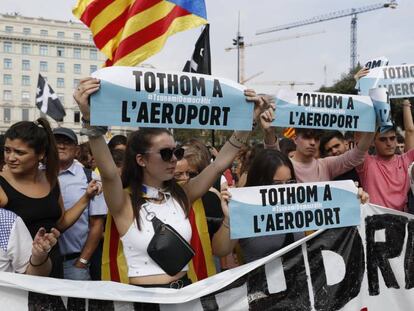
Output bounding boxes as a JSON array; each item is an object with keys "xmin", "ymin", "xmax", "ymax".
[{"xmin": 318, "ymin": 66, "xmax": 361, "ymax": 95}]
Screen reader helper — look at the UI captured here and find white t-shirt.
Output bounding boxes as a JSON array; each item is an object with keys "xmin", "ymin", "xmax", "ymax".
[{"xmin": 0, "ymin": 209, "xmax": 32, "ymax": 273}]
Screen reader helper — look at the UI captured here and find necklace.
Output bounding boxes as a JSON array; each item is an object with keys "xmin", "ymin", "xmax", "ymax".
[{"xmin": 141, "ymin": 184, "xmax": 170, "ymax": 202}]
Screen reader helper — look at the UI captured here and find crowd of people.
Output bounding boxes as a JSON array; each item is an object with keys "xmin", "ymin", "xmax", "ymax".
[{"xmin": 0, "ymin": 71, "xmax": 412, "ymax": 299}]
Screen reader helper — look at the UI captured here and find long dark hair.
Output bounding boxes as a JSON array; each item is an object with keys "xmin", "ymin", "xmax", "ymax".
[
  {"xmin": 121, "ymin": 128, "xmax": 189, "ymax": 230},
  {"xmin": 245, "ymin": 149, "xmax": 295, "ymax": 187},
  {"xmin": 4, "ymin": 118, "xmax": 59, "ymax": 187}
]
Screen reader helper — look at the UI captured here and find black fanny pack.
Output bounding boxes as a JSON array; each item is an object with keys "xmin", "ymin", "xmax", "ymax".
[{"xmin": 146, "ymin": 209, "xmax": 195, "ymax": 276}]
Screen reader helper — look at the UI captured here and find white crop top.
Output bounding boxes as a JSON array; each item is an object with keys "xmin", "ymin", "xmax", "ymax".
[{"xmin": 120, "ymin": 196, "xmax": 192, "ymax": 277}]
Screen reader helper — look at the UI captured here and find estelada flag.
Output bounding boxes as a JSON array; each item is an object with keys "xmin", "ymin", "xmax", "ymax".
[
  {"xmin": 101, "ymin": 198, "xmax": 217, "ymax": 283},
  {"xmin": 72, "ymin": 0, "xmax": 208, "ymax": 67}
]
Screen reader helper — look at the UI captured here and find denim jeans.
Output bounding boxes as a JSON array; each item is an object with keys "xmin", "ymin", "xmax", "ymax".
[{"xmin": 63, "ymin": 258, "xmax": 91, "ymax": 281}]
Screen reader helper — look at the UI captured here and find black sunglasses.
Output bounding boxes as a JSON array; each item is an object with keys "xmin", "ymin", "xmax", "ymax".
[{"xmin": 147, "ymin": 147, "xmax": 184, "ymax": 162}]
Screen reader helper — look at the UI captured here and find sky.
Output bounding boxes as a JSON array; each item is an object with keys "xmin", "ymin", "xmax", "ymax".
[{"xmin": 2, "ymin": 0, "xmax": 413, "ymax": 94}]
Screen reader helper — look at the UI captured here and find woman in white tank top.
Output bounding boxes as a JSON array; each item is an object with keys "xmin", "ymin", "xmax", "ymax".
[{"xmin": 74, "ymin": 77, "xmax": 272, "ymax": 287}]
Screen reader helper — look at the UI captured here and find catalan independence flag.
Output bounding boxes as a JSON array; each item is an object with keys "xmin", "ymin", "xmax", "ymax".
[
  {"xmin": 72, "ymin": 0, "xmax": 208, "ymax": 66},
  {"xmin": 102, "ymin": 198, "xmax": 216, "ymax": 283}
]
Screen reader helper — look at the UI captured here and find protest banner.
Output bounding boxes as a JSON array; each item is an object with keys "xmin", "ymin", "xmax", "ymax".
[
  {"xmin": 228, "ymin": 180, "xmax": 360, "ymax": 239},
  {"xmin": 0, "ymin": 204, "xmax": 413, "ymax": 310},
  {"xmin": 369, "ymin": 88, "xmax": 393, "ymax": 133},
  {"xmin": 359, "ymin": 64, "xmax": 414, "ymax": 98},
  {"xmin": 90, "ymin": 67, "xmax": 253, "ymax": 130},
  {"xmin": 364, "ymin": 56, "xmax": 389, "ymax": 70},
  {"xmin": 273, "ymin": 89, "xmax": 376, "ymax": 132}
]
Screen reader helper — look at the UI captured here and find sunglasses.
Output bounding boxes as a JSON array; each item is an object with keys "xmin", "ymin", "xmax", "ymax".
[
  {"xmin": 147, "ymin": 147, "xmax": 184, "ymax": 162},
  {"xmin": 378, "ymin": 136, "xmax": 396, "ymax": 143},
  {"xmin": 272, "ymin": 179, "xmax": 297, "ymax": 185}
]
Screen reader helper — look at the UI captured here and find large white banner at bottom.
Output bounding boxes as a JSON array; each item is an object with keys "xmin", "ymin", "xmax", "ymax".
[{"xmin": 0, "ymin": 204, "xmax": 413, "ymax": 310}]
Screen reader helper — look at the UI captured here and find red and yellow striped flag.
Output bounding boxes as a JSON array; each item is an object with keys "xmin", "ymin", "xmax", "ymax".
[
  {"xmin": 283, "ymin": 127, "xmax": 296, "ymax": 139},
  {"xmin": 101, "ymin": 197, "xmax": 216, "ymax": 283},
  {"xmin": 73, "ymin": 0, "xmax": 208, "ymax": 66}
]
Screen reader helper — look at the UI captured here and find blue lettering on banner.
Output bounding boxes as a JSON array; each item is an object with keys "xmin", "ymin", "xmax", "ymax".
[
  {"xmin": 90, "ymin": 67, "xmax": 253, "ymax": 130},
  {"xmin": 229, "ymin": 181, "xmax": 360, "ymax": 239},
  {"xmin": 273, "ymin": 90, "xmax": 376, "ymax": 132}
]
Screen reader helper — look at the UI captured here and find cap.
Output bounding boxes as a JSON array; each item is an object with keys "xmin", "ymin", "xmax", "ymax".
[{"xmin": 53, "ymin": 127, "xmax": 78, "ymax": 145}]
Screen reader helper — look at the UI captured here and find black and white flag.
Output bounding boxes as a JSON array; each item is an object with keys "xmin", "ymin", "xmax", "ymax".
[
  {"xmin": 35, "ymin": 74, "xmax": 66, "ymax": 122},
  {"xmin": 183, "ymin": 24, "xmax": 211, "ymax": 74}
]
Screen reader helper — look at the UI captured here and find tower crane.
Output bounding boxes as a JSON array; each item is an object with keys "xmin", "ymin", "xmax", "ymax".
[
  {"xmin": 256, "ymin": 1, "xmax": 398, "ymax": 69},
  {"xmin": 226, "ymin": 30, "xmax": 324, "ymax": 84}
]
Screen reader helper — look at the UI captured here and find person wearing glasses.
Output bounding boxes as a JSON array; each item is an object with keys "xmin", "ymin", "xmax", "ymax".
[{"xmin": 73, "ymin": 77, "xmax": 268, "ymax": 289}]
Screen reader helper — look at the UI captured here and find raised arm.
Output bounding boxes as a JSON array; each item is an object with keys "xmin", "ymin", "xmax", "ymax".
[
  {"xmin": 183, "ymin": 90, "xmax": 269, "ymax": 203},
  {"xmin": 73, "ymin": 78, "xmax": 127, "ymax": 220},
  {"xmin": 402, "ymin": 99, "xmax": 414, "ymax": 151},
  {"xmin": 55, "ymin": 180, "xmax": 100, "ymax": 232}
]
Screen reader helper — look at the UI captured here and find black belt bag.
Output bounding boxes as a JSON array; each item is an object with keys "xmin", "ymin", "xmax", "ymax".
[{"xmin": 145, "ymin": 207, "xmax": 194, "ymax": 276}]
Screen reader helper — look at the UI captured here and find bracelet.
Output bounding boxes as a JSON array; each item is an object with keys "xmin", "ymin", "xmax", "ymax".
[
  {"xmin": 227, "ymin": 139, "xmax": 242, "ymax": 149},
  {"xmin": 230, "ymin": 133, "xmax": 248, "ymax": 146},
  {"xmin": 80, "ymin": 126, "xmax": 108, "ymax": 138},
  {"xmin": 29, "ymin": 254, "xmax": 49, "ymax": 267},
  {"xmin": 222, "ymin": 219, "xmax": 230, "ymax": 229}
]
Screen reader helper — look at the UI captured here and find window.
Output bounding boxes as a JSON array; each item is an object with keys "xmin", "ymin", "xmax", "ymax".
[
  {"xmin": 73, "ymin": 47, "xmax": 81, "ymax": 59},
  {"xmin": 22, "ymin": 91, "xmax": 30, "ymax": 102},
  {"xmin": 5, "ymin": 26, "xmax": 13, "ymax": 33},
  {"xmin": 57, "ymin": 93, "xmax": 65, "ymax": 104},
  {"xmin": 74, "ymin": 33, "xmax": 81, "ymax": 40},
  {"xmin": 40, "ymin": 29, "xmax": 48, "ymax": 36},
  {"xmin": 90, "ymin": 48, "xmax": 97, "ymax": 60},
  {"xmin": 39, "ymin": 44, "xmax": 48, "ymax": 56},
  {"xmin": 57, "ymin": 78, "xmax": 64, "ymax": 88},
  {"xmin": 40, "ymin": 61, "xmax": 48, "ymax": 72},
  {"xmin": 90, "ymin": 65, "xmax": 98, "ymax": 74},
  {"xmin": 3, "ymin": 90, "xmax": 12, "ymax": 101},
  {"xmin": 22, "ymin": 60, "xmax": 30, "ymax": 70},
  {"xmin": 4, "ymin": 108, "xmax": 11, "ymax": 123},
  {"xmin": 57, "ymin": 62, "xmax": 65, "ymax": 73},
  {"xmin": 4, "ymin": 58, "xmax": 12, "ymax": 69},
  {"xmin": 21, "ymin": 43, "xmax": 31, "ymax": 55},
  {"xmin": 3, "ymin": 74, "xmax": 12, "ymax": 85},
  {"xmin": 22, "ymin": 108, "xmax": 29, "ymax": 121},
  {"xmin": 3, "ymin": 41, "xmax": 12, "ymax": 53},
  {"xmin": 74, "ymin": 111, "xmax": 81, "ymax": 123},
  {"xmin": 57, "ymin": 31, "xmax": 65, "ymax": 38},
  {"xmin": 73, "ymin": 79, "xmax": 80, "ymax": 89},
  {"xmin": 23, "ymin": 27, "xmax": 31, "ymax": 35},
  {"xmin": 74, "ymin": 64, "xmax": 81, "ymax": 74},
  {"xmin": 57, "ymin": 46, "xmax": 65, "ymax": 57},
  {"xmin": 22, "ymin": 75, "xmax": 30, "ymax": 86}
]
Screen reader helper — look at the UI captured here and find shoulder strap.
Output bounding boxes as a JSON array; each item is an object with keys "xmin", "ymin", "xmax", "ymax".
[{"xmin": 83, "ymin": 167, "xmax": 93, "ymax": 184}]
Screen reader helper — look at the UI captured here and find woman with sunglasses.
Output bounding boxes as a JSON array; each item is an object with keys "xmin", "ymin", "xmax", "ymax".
[
  {"xmin": 73, "ymin": 77, "xmax": 268, "ymax": 288},
  {"xmin": 212, "ymin": 149, "xmax": 369, "ymax": 263}
]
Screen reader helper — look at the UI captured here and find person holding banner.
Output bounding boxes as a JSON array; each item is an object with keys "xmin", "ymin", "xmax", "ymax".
[
  {"xmin": 73, "ymin": 77, "xmax": 268, "ymax": 288},
  {"xmin": 356, "ymin": 125, "xmax": 414, "ymax": 211},
  {"xmin": 211, "ymin": 148, "xmax": 369, "ymax": 263}
]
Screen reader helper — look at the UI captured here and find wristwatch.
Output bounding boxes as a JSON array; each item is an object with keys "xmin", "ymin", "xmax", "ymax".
[{"xmin": 79, "ymin": 257, "xmax": 89, "ymax": 265}]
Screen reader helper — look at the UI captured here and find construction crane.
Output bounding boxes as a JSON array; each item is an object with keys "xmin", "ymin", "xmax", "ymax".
[
  {"xmin": 227, "ymin": 12, "xmax": 325, "ymax": 84},
  {"xmin": 256, "ymin": 1, "xmax": 398, "ymax": 69},
  {"xmin": 226, "ymin": 30, "xmax": 324, "ymax": 84},
  {"xmin": 249, "ymin": 80, "xmax": 315, "ymax": 90}
]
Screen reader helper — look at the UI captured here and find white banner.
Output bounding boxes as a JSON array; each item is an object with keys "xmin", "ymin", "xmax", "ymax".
[{"xmin": 1, "ymin": 204, "xmax": 414, "ymax": 310}]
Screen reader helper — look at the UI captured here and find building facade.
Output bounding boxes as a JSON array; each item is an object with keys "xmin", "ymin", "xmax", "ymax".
[{"xmin": 0, "ymin": 13, "xmax": 128, "ymax": 138}]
